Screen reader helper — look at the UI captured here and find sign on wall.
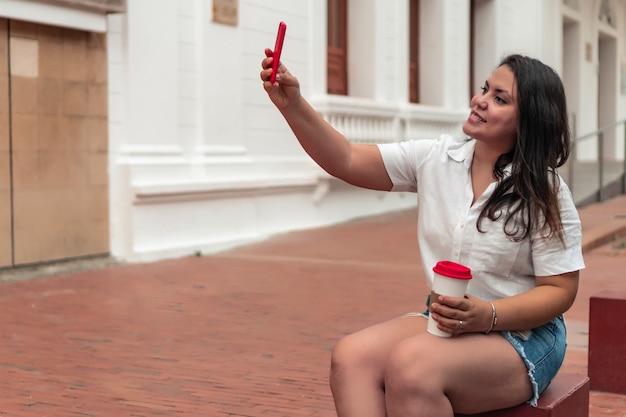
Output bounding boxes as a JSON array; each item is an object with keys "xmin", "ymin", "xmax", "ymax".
[{"xmin": 213, "ymin": 0, "xmax": 238, "ymax": 26}]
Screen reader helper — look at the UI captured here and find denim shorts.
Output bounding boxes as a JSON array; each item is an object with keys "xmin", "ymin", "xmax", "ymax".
[
  {"xmin": 413, "ymin": 299, "xmax": 566, "ymax": 407},
  {"xmin": 501, "ymin": 315, "xmax": 567, "ymax": 406}
]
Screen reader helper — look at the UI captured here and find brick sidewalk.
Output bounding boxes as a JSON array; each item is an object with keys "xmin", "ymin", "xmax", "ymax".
[{"xmin": 0, "ymin": 197, "xmax": 625, "ymax": 416}]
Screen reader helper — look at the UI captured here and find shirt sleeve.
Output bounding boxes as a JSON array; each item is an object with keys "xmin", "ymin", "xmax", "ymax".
[
  {"xmin": 531, "ymin": 179, "xmax": 586, "ymax": 276},
  {"xmin": 377, "ymin": 137, "xmax": 442, "ymax": 192}
]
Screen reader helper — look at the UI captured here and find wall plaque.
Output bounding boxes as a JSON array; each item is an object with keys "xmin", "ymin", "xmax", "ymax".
[{"xmin": 213, "ymin": 0, "xmax": 238, "ymax": 26}]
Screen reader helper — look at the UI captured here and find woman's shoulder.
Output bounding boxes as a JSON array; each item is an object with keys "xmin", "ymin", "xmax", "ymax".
[{"xmin": 394, "ymin": 134, "xmax": 471, "ymax": 152}]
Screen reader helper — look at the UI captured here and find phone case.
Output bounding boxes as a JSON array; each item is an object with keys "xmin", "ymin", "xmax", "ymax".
[{"xmin": 270, "ymin": 21, "xmax": 287, "ymax": 83}]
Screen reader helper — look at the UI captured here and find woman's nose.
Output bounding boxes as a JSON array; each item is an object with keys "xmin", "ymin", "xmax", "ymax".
[{"xmin": 472, "ymin": 94, "xmax": 487, "ymax": 109}]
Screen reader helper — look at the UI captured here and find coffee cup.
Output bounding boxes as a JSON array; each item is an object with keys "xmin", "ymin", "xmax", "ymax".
[{"xmin": 427, "ymin": 260, "xmax": 472, "ymax": 337}]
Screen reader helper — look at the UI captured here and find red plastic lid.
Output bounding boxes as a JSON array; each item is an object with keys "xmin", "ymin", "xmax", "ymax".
[{"xmin": 432, "ymin": 260, "xmax": 472, "ymax": 280}]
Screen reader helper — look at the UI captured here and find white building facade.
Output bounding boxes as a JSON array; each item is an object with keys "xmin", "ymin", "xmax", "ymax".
[{"xmin": 1, "ymin": 0, "xmax": 625, "ymax": 265}]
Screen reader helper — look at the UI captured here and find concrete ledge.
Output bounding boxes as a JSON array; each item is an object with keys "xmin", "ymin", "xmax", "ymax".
[{"xmin": 589, "ymin": 288, "xmax": 626, "ymax": 395}]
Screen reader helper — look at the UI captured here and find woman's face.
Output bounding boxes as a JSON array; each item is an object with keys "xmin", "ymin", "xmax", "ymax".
[{"xmin": 463, "ymin": 65, "xmax": 519, "ymax": 153}]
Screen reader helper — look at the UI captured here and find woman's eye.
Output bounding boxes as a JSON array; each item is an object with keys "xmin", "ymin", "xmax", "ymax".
[
  {"xmin": 495, "ymin": 96, "xmax": 506, "ymax": 104},
  {"xmin": 480, "ymin": 86, "xmax": 487, "ymax": 93}
]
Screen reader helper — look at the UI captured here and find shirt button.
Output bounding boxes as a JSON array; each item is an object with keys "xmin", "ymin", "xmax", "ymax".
[
  {"xmin": 459, "ymin": 223, "xmax": 465, "ymax": 229},
  {"xmin": 453, "ymin": 250, "xmax": 460, "ymax": 257}
]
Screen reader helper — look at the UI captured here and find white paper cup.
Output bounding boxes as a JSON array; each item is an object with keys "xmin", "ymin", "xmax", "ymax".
[{"xmin": 427, "ymin": 260, "xmax": 472, "ymax": 337}]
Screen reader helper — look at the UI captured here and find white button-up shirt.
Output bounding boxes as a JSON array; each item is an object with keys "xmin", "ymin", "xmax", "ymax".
[{"xmin": 378, "ymin": 134, "xmax": 585, "ymax": 301}]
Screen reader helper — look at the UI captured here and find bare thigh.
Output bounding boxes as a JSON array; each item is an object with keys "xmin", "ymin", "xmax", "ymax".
[
  {"xmin": 331, "ymin": 314, "xmax": 428, "ymax": 377},
  {"xmin": 385, "ymin": 331, "xmax": 532, "ymax": 414}
]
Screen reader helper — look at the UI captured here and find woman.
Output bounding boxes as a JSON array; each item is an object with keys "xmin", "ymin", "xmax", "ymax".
[{"xmin": 259, "ymin": 52, "xmax": 584, "ymax": 416}]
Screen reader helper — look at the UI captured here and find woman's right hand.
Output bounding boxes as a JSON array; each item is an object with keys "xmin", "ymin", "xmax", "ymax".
[{"xmin": 260, "ymin": 48, "xmax": 301, "ymax": 110}]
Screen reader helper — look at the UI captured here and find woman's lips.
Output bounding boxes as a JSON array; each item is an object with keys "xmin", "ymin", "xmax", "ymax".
[{"xmin": 468, "ymin": 111, "xmax": 486, "ymax": 123}]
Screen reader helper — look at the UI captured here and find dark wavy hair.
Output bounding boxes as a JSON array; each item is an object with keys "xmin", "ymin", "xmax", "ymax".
[{"xmin": 477, "ymin": 54, "xmax": 571, "ymax": 243}]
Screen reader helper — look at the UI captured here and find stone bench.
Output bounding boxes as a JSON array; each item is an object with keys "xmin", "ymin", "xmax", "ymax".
[
  {"xmin": 454, "ymin": 373, "xmax": 590, "ymax": 417},
  {"xmin": 588, "ymin": 288, "xmax": 626, "ymax": 395}
]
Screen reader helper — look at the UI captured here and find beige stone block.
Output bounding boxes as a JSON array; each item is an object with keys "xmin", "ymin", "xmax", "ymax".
[
  {"xmin": 63, "ymin": 31, "xmax": 87, "ymax": 82},
  {"xmin": 39, "ymin": 150, "xmax": 65, "ymax": 188},
  {"xmin": 12, "ymin": 114, "xmax": 38, "ymax": 151},
  {"xmin": 10, "ymin": 37, "xmax": 39, "ymax": 78},
  {"xmin": 87, "ymin": 32, "xmax": 106, "ymax": 51},
  {"xmin": 63, "ymin": 220, "xmax": 89, "ymax": 257},
  {"xmin": 75, "ymin": 188, "xmax": 91, "ymax": 223},
  {"xmin": 13, "ymin": 225, "xmax": 42, "ymax": 264},
  {"xmin": 88, "ymin": 83, "xmax": 107, "ymax": 116},
  {"xmin": 0, "ymin": 116, "xmax": 8, "ymax": 152},
  {"xmin": 42, "ymin": 188, "xmax": 77, "ymax": 224},
  {"xmin": 0, "ymin": 237, "xmax": 11, "ymax": 266},
  {"xmin": 9, "ymin": 21, "xmax": 38, "ymax": 40},
  {"xmin": 63, "ymin": 116, "xmax": 89, "ymax": 150},
  {"xmin": 13, "ymin": 227, "xmax": 42, "ymax": 265},
  {"xmin": 38, "ymin": 115, "xmax": 64, "ymax": 151},
  {"xmin": 66, "ymin": 219, "xmax": 109, "ymax": 256},
  {"xmin": 0, "ymin": 206, "xmax": 11, "ymax": 265},
  {"xmin": 90, "ymin": 219, "xmax": 110, "ymax": 254},
  {"xmin": 38, "ymin": 77, "xmax": 62, "ymax": 115},
  {"xmin": 84, "ymin": 186, "xmax": 109, "ymax": 221},
  {"xmin": 32, "ymin": 217, "xmax": 67, "ymax": 262},
  {"xmin": 87, "ymin": 117, "xmax": 108, "ymax": 152},
  {"xmin": 12, "ymin": 151, "xmax": 40, "ymax": 189},
  {"xmin": 0, "ymin": 20, "xmax": 8, "ymax": 74},
  {"xmin": 0, "ymin": 74, "xmax": 8, "ymax": 112},
  {"xmin": 39, "ymin": 37, "xmax": 64, "ymax": 79},
  {"xmin": 10, "ymin": 77, "xmax": 37, "ymax": 115},
  {"xmin": 13, "ymin": 188, "xmax": 43, "ymax": 230},
  {"xmin": 67, "ymin": 151, "xmax": 89, "ymax": 187},
  {"xmin": 63, "ymin": 81, "xmax": 87, "ymax": 116},
  {"xmin": 87, "ymin": 33, "xmax": 107, "ymax": 83},
  {"xmin": 87, "ymin": 51, "xmax": 107, "ymax": 84},
  {"xmin": 0, "ymin": 151, "xmax": 9, "ymax": 191},
  {"xmin": 88, "ymin": 153, "xmax": 108, "ymax": 186},
  {"xmin": 38, "ymin": 24, "xmax": 65, "ymax": 43}
]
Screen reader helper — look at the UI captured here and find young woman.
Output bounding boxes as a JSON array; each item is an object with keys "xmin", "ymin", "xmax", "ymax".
[{"xmin": 259, "ymin": 52, "xmax": 584, "ymax": 416}]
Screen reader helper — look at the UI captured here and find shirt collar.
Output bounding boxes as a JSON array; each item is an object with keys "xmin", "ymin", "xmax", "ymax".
[
  {"xmin": 447, "ymin": 138, "xmax": 475, "ymax": 169},
  {"xmin": 447, "ymin": 138, "xmax": 513, "ymax": 176}
]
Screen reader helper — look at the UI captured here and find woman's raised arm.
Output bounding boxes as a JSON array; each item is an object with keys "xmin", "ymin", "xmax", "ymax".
[{"xmin": 260, "ymin": 49, "xmax": 393, "ymax": 191}]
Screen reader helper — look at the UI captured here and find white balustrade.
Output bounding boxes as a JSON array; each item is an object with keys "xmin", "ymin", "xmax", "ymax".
[{"xmin": 311, "ymin": 95, "xmax": 468, "ymax": 144}]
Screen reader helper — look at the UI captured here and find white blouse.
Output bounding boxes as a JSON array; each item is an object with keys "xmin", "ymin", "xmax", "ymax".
[{"xmin": 377, "ymin": 134, "xmax": 585, "ymax": 301}]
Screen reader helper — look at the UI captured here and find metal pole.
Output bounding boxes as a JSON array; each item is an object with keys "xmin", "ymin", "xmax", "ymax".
[
  {"xmin": 598, "ymin": 131, "xmax": 605, "ymax": 202},
  {"xmin": 623, "ymin": 121, "xmax": 626, "ymax": 194},
  {"xmin": 569, "ymin": 141, "xmax": 576, "ymax": 194},
  {"xmin": 568, "ymin": 113, "xmax": 576, "ymax": 193}
]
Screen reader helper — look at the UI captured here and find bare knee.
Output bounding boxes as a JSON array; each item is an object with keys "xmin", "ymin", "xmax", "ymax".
[
  {"xmin": 330, "ymin": 334, "xmax": 368, "ymax": 377},
  {"xmin": 383, "ymin": 339, "xmax": 440, "ymax": 398},
  {"xmin": 383, "ymin": 340, "xmax": 454, "ymax": 416},
  {"xmin": 330, "ymin": 333, "xmax": 381, "ymax": 389}
]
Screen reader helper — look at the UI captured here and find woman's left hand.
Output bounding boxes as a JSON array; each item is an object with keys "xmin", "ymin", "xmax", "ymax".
[{"xmin": 429, "ymin": 294, "xmax": 492, "ymax": 335}]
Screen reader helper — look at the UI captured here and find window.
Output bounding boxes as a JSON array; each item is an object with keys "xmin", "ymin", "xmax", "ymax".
[
  {"xmin": 327, "ymin": 0, "xmax": 347, "ymax": 95},
  {"xmin": 470, "ymin": 0, "xmax": 476, "ymax": 102},
  {"xmin": 409, "ymin": 0, "xmax": 419, "ymax": 103}
]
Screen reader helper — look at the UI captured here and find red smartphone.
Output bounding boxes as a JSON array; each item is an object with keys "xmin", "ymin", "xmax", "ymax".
[{"xmin": 270, "ymin": 21, "xmax": 287, "ymax": 83}]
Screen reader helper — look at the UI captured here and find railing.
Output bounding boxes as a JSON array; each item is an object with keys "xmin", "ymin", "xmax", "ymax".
[
  {"xmin": 568, "ymin": 119, "xmax": 626, "ymax": 206},
  {"xmin": 311, "ymin": 95, "xmax": 468, "ymax": 145},
  {"xmin": 313, "ymin": 97, "xmax": 626, "ymax": 206}
]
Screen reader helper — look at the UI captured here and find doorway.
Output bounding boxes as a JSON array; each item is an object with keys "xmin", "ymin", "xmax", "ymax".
[{"xmin": 0, "ymin": 18, "xmax": 109, "ymax": 268}]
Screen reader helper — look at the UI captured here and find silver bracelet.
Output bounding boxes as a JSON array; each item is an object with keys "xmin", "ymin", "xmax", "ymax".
[{"xmin": 484, "ymin": 301, "xmax": 498, "ymax": 334}]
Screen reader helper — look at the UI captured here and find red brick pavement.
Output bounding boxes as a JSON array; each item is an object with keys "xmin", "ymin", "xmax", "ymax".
[{"xmin": 0, "ymin": 195, "xmax": 625, "ymax": 416}]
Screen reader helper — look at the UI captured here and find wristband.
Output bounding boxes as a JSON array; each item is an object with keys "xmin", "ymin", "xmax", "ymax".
[{"xmin": 484, "ymin": 301, "xmax": 498, "ymax": 334}]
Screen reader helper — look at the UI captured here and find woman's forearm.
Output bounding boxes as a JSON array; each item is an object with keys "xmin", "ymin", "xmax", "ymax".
[
  {"xmin": 278, "ymin": 96, "xmax": 392, "ymax": 191},
  {"xmin": 491, "ymin": 271, "xmax": 579, "ymax": 331},
  {"xmin": 279, "ymin": 95, "xmax": 353, "ymax": 178}
]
